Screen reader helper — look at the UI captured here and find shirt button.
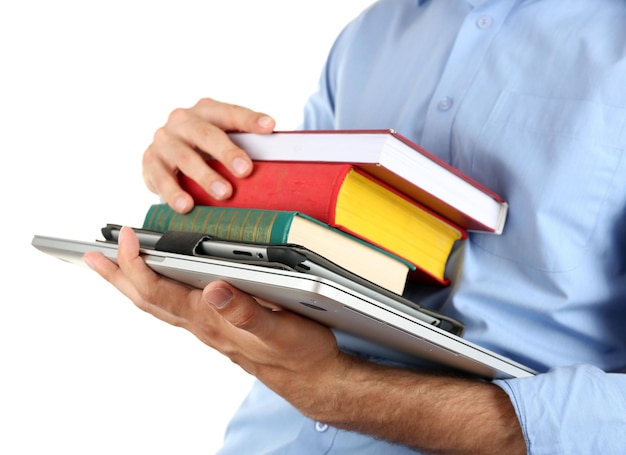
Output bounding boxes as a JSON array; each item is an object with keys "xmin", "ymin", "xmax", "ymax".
[
  {"xmin": 476, "ymin": 15, "xmax": 494, "ymax": 29},
  {"xmin": 315, "ymin": 421, "xmax": 329, "ymax": 432},
  {"xmin": 437, "ymin": 96, "xmax": 453, "ymax": 111}
]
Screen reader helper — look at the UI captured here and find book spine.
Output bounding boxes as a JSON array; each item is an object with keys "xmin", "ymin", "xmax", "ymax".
[
  {"xmin": 178, "ymin": 160, "xmax": 352, "ymax": 224},
  {"xmin": 143, "ymin": 204, "xmax": 296, "ymax": 244}
]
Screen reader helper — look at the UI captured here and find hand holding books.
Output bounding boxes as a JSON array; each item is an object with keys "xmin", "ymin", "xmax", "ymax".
[{"xmin": 141, "ymin": 97, "xmax": 276, "ymax": 213}]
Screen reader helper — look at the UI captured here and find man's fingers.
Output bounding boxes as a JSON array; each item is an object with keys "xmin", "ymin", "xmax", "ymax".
[
  {"xmin": 190, "ymin": 98, "xmax": 275, "ymax": 135},
  {"xmin": 165, "ymin": 107, "xmax": 250, "ymax": 173},
  {"xmin": 178, "ymin": 99, "xmax": 275, "ymax": 180},
  {"xmin": 142, "ymin": 98, "xmax": 276, "ymax": 212},
  {"xmin": 83, "ymin": 250, "xmax": 143, "ymax": 303},
  {"xmin": 142, "ymin": 136, "xmax": 233, "ymax": 212},
  {"xmin": 142, "ymin": 155, "xmax": 195, "ymax": 213},
  {"xmin": 113, "ymin": 227, "xmax": 203, "ymax": 323},
  {"xmin": 84, "ymin": 227, "xmax": 151, "ymax": 305}
]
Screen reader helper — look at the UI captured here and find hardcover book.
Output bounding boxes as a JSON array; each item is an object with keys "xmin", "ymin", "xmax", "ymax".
[{"xmin": 219, "ymin": 129, "xmax": 508, "ymax": 234}]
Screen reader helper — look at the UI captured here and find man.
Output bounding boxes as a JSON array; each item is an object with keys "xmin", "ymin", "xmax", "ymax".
[{"xmin": 84, "ymin": 0, "xmax": 626, "ymax": 453}]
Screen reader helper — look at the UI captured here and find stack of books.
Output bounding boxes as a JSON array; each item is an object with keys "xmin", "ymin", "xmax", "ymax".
[{"xmin": 141, "ymin": 130, "xmax": 508, "ymax": 295}]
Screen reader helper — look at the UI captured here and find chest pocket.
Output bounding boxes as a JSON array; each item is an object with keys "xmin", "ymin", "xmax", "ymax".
[{"xmin": 468, "ymin": 91, "xmax": 625, "ymax": 272}]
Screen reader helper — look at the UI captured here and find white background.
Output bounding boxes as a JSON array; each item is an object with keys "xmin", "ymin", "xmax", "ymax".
[{"xmin": 0, "ymin": 1, "xmax": 375, "ymax": 453}]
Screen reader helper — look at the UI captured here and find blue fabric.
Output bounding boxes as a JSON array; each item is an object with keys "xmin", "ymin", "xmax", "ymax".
[{"xmin": 218, "ymin": 0, "xmax": 626, "ymax": 453}]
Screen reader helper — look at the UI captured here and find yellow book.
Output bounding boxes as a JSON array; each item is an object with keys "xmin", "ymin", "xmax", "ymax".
[{"xmin": 333, "ymin": 168, "xmax": 466, "ymax": 284}]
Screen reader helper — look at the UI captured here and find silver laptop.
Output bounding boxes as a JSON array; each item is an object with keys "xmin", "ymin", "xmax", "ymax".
[{"xmin": 31, "ymin": 234, "xmax": 536, "ymax": 379}]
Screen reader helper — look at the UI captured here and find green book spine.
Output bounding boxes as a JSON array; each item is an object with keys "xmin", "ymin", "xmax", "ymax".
[{"xmin": 142, "ymin": 204, "xmax": 296, "ymax": 243}]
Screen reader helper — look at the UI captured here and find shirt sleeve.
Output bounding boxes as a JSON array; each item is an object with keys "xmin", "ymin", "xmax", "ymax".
[{"xmin": 494, "ymin": 364, "xmax": 626, "ymax": 454}]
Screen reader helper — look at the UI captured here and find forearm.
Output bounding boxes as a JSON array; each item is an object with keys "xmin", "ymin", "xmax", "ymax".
[{"xmin": 294, "ymin": 354, "xmax": 526, "ymax": 455}]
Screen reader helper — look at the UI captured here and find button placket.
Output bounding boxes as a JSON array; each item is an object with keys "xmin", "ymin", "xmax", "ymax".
[{"xmin": 420, "ymin": 1, "xmax": 517, "ymax": 159}]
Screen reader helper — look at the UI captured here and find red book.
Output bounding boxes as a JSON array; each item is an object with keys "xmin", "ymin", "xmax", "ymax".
[
  {"xmin": 180, "ymin": 161, "xmax": 466, "ymax": 285},
  {"xmin": 182, "ymin": 160, "xmax": 355, "ymax": 223}
]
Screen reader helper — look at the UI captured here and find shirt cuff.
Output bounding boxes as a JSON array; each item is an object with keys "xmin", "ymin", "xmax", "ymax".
[{"xmin": 493, "ymin": 364, "xmax": 626, "ymax": 455}]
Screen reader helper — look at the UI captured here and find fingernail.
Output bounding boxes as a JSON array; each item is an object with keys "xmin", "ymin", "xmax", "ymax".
[
  {"xmin": 174, "ymin": 197, "xmax": 188, "ymax": 212},
  {"xmin": 232, "ymin": 157, "xmax": 250, "ymax": 176},
  {"xmin": 83, "ymin": 254, "xmax": 96, "ymax": 270},
  {"xmin": 257, "ymin": 115, "xmax": 273, "ymax": 128},
  {"xmin": 210, "ymin": 181, "xmax": 228, "ymax": 199},
  {"xmin": 118, "ymin": 225, "xmax": 130, "ymax": 243},
  {"xmin": 205, "ymin": 287, "xmax": 233, "ymax": 309}
]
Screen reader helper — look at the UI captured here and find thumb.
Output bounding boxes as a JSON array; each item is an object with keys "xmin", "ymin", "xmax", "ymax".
[{"xmin": 203, "ymin": 281, "xmax": 277, "ymax": 341}]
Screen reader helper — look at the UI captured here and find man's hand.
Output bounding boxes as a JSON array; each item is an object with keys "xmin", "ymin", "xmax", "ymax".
[
  {"xmin": 83, "ymin": 226, "xmax": 345, "ymax": 410},
  {"xmin": 142, "ymin": 98, "xmax": 275, "ymax": 213}
]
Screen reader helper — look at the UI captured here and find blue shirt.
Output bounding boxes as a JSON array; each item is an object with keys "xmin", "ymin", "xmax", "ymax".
[{"xmin": 218, "ymin": 0, "xmax": 626, "ymax": 453}]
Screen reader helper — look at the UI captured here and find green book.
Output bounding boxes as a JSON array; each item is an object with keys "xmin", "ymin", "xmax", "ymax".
[{"xmin": 142, "ymin": 204, "xmax": 415, "ymax": 295}]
